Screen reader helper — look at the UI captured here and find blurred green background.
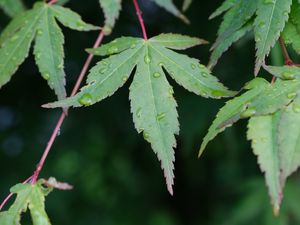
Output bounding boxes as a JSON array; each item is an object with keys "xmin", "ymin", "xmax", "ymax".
[{"xmin": 1, "ymin": 0, "xmax": 300, "ymax": 224}]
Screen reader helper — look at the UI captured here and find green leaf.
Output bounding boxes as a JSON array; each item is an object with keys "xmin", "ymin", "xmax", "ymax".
[
  {"xmin": 44, "ymin": 33, "xmax": 234, "ymax": 193},
  {"xmin": 209, "ymin": 0, "xmax": 258, "ymax": 68},
  {"xmin": 34, "ymin": 6, "xmax": 66, "ymax": 100},
  {"xmin": 50, "ymin": 5, "xmax": 99, "ymax": 31},
  {"xmin": 149, "ymin": 33, "xmax": 208, "ymax": 50},
  {"xmin": 278, "ymin": 97, "xmax": 300, "ymax": 180},
  {"xmin": 182, "ymin": 0, "xmax": 192, "ymax": 12},
  {"xmin": 264, "ymin": 65, "xmax": 300, "ymax": 80},
  {"xmin": 247, "ymin": 114, "xmax": 282, "ymax": 214},
  {"xmin": 209, "ymin": 0, "xmax": 240, "ymax": 19},
  {"xmin": 0, "ymin": 3, "xmax": 44, "ymax": 88},
  {"xmin": 282, "ymin": 1, "xmax": 300, "ymax": 54},
  {"xmin": 87, "ymin": 36, "xmax": 140, "ymax": 56},
  {"xmin": 0, "ymin": 183, "xmax": 51, "ymax": 225},
  {"xmin": 152, "ymin": 0, "xmax": 189, "ymax": 24},
  {"xmin": 199, "ymin": 77, "xmax": 300, "ymax": 156},
  {"xmin": 99, "ymin": 0, "xmax": 121, "ymax": 30},
  {"xmin": 209, "ymin": 22, "xmax": 252, "ymax": 69},
  {"xmin": 57, "ymin": 0, "xmax": 70, "ymax": 5},
  {"xmin": 199, "ymin": 78, "xmax": 268, "ymax": 156},
  {"xmin": 0, "ymin": 2, "xmax": 97, "ymax": 100},
  {"xmin": 254, "ymin": 0, "xmax": 292, "ymax": 75},
  {"xmin": 129, "ymin": 47, "xmax": 179, "ymax": 194},
  {"xmin": 0, "ymin": 0, "xmax": 25, "ymax": 17}
]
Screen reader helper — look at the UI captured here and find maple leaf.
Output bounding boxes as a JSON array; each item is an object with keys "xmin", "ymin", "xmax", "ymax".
[
  {"xmin": 0, "ymin": 2, "xmax": 98, "ymax": 100},
  {"xmin": 44, "ymin": 33, "xmax": 235, "ymax": 194},
  {"xmin": 210, "ymin": 0, "xmax": 293, "ymax": 74},
  {"xmin": 0, "ymin": 0, "xmax": 25, "ymax": 17},
  {"xmin": 0, "ymin": 182, "xmax": 52, "ymax": 225}
]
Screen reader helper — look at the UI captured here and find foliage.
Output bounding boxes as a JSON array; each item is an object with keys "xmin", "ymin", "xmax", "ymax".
[{"xmin": 1, "ymin": 0, "xmax": 300, "ymax": 224}]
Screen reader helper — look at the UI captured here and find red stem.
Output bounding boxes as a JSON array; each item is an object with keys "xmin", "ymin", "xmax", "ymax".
[
  {"xmin": 31, "ymin": 30, "xmax": 105, "ymax": 184},
  {"xmin": 132, "ymin": 0, "xmax": 148, "ymax": 40},
  {"xmin": 279, "ymin": 37, "xmax": 293, "ymax": 66},
  {"xmin": 48, "ymin": 0, "xmax": 57, "ymax": 5},
  {"xmin": 0, "ymin": 176, "xmax": 33, "ymax": 211}
]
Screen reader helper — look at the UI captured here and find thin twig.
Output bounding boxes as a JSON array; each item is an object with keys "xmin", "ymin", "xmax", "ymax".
[
  {"xmin": 48, "ymin": 0, "xmax": 58, "ymax": 5},
  {"xmin": 132, "ymin": 0, "xmax": 148, "ymax": 40},
  {"xmin": 31, "ymin": 30, "xmax": 105, "ymax": 184},
  {"xmin": 279, "ymin": 37, "xmax": 293, "ymax": 65}
]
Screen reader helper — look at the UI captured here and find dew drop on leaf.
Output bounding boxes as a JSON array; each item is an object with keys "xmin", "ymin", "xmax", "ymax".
[
  {"xmin": 156, "ymin": 112, "xmax": 166, "ymax": 121},
  {"xmin": 144, "ymin": 55, "xmax": 151, "ymax": 64},
  {"xmin": 153, "ymin": 72, "xmax": 161, "ymax": 78},
  {"xmin": 78, "ymin": 93, "xmax": 93, "ymax": 106}
]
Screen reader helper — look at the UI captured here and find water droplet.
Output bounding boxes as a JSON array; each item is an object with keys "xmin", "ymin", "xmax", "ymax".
[
  {"xmin": 130, "ymin": 43, "xmax": 136, "ymax": 49},
  {"xmin": 144, "ymin": 55, "xmax": 151, "ymax": 64},
  {"xmin": 198, "ymin": 64, "xmax": 205, "ymax": 69},
  {"xmin": 158, "ymin": 62, "xmax": 164, "ymax": 67},
  {"xmin": 191, "ymin": 63, "xmax": 196, "ymax": 69},
  {"xmin": 136, "ymin": 107, "xmax": 142, "ymax": 118},
  {"xmin": 43, "ymin": 73, "xmax": 50, "ymax": 80},
  {"xmin": 108, "ymin": 46, "xmax": 118, "ymax": 54},
  {"xmin": 169, "ymin": 87, "xmax": 174, "ymax": 95},
  {"xmin": 76, "ymin": 20, "xmax": 85, "ymax": 29},
  {"xmin": 201, "ymin": 72, "xmax": 208, "ymax": 77},
  {"xmin": 99, "ymin": 67, "xmax": 107, "ymax": 74},
  {"xmin": 293, "ymin": 103, "xmax": 300, "ymax": 113},
  {"xmin": 287, "ymin": 92, "xmax": 296, "ymax": 99},
  {"xmin": 78, "ymin": 93, "xmax": 93, "ymax": 106},
  {"xmin": 37, "ymin": 29, "xmax": 43, "ymax": 35},
  {"xmin": 143, "ymin": 132, "xmax": 150, "ymax": 141},
  {"xmin": 122, "ymin": 75, "xmax": 128, "ymax": 81},
  {"xmin": 240, "ymin": 108, "xmax": 256, "ymax": 118},
  {"xmin": 153, "ymin": 72, "xmax": 161, "ymax": 78},
  {"xmin": 258, "ymin": 22, "xmax": 266, "ymax": 29},
  {"xmin": 281, "ymin": 71, "xmax": 295, "ymax": 80},
  {"xmin": 264, "ymin": 0, "xmax": 275, "ymax": 4},
  {"xmin": 10, "ymin": 35, "xmax": 19, "ymax": 42},
  {"xmin": 156, "ymin": 112, "xmax": 166, "ymax": 121}
]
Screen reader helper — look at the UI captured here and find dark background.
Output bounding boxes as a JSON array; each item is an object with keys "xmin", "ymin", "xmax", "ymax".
[{"xmin": 1, "ymin": 0, "xmax": 300, "ymax": 224}]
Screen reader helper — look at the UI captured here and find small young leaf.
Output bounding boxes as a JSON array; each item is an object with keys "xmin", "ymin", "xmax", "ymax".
[
  {"xmin": 99, "ymin": 0, "xmax": 121, "ymax": 30},
  {"xmin": 44, "ymin": 34, "xmax": 235, "ymax": 193},
  {"xmin": 0, "ymin": 183, "xmax": 51, "ymax": 225},
  {"xmin": 50, "ymin": 5, "xmax": 99, "ymax": 31},
  {"xmin": 254, "ymin": 0, "xmax": 292, "ymax": 75},
  {"xmin": 152, "ymin": 0, "xmax": 189, "ymax": 24},
  {"xmin": 247, "ymin": 114, "xmax": 282, "ymax": 214},
  {"xmin": 0, "ymin": 0, "xmax": 25, "ymax": 17}
]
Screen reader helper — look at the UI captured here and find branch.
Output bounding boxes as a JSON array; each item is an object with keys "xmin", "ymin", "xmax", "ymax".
[
  {"xmin": 132, "ymin": 0, "xmax": 148, "ymax": 40},
  {"xmin": 31, "ymin": 30, "xmax": 105, "ymax": 184},
  {"xmin": 1, "ymin": 29, "xmax": 106, "ymax": 210},
  {"xmin": 279, "ymin": 37, "xmax": 293, "ymax": 65}
]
